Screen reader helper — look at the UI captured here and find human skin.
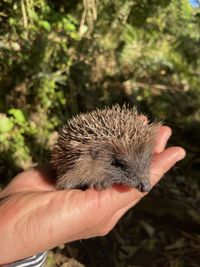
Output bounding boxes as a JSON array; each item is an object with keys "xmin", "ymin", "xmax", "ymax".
[{"xmin": 0, "ymin": 126, "xmax": 186, "ymax": 264}]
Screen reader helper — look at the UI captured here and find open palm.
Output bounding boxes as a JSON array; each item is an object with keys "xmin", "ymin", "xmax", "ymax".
[{"xmin": 0, "ymin": 126, "xmax": 185, "ymax": 264}]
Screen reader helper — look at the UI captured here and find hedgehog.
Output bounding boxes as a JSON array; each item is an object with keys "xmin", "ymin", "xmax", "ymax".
[{"xmin": 51, "ymin": 105, "xmax": 161, "ymax": 192}]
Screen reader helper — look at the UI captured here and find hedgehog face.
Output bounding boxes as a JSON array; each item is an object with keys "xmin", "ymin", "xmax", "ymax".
[
  {"xmin": 109, "ymin": 150, "xmax": 152, "ymax": 192},
  {"xmin": 87, "ymin": 141, "xmax": 152, "ymax": 192}
]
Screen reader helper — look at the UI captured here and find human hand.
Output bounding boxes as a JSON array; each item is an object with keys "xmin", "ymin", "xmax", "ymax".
[{"xmin": 0, "ymin": 126, "xmax": 185, "ymax": 264}]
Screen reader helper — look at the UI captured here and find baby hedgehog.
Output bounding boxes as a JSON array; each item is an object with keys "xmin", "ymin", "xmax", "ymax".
[{"xmin": 51, "ymin": 105, "xmax": 160, "ymax": 192}]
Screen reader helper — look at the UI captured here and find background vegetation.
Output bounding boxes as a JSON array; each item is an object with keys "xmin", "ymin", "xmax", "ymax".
[{"xmin": 0, "ymin": 0, "xmax": 200, "ymax": 266}]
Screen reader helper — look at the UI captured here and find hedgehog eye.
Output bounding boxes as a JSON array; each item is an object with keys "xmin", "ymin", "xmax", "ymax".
[{"xmin": 111, "ymin": 157, "xmax": 127, "ymax": 171}]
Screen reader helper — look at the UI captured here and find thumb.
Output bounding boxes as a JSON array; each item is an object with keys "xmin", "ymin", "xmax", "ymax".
[{"xmin": 150, "ymin": 146, "xmax": 186, "ymax": 186}]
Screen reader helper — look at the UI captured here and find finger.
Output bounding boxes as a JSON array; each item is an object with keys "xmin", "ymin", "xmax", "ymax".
[
  {"xmin": 153, "ymin": 126, "xmax": 172, "ymax": 154},
  {"xmin": 150, "ymin": 146, "xmax": 186, "ymax": 186},
  {"xmin": 95, "ymin": 186, "xmax": 147, "ymax": 237},
  {"xmin": 6, "ymin": 167, "xmax": 56, "ymax": 193}
]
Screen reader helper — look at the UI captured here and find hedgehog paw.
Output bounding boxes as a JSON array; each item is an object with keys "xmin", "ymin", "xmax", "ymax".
[{"xmin": 90, "ymin": 180, "xmax": 112, "ymax": 190}]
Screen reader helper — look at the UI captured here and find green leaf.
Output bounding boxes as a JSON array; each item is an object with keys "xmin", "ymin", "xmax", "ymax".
[
  {"xmin": 0, "ymin": 116, "xmax": 14, "ymax": 133},
  {"xmin": 165, "ymin": 238, "xmax": 185, "ymax": 251},
  {"xmin": 140, "ymin": 220, "xmax": 155, "ymax": 237},
  {"xmin": 8, "ymin": 109, "xmax": 26, "ymax": 125},
  {"xmin": 62, "ymin": 18, "xmax": 76, "ymax": 32},
  {"xmin": 38, "ymin": 20, "xmax": 51, "ymax": 32}
]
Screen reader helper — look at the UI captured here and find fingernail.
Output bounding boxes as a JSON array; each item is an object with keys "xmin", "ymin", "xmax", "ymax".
[{"xmin": 176, "ymin": 150, "xmax": 186, "ymax": 162}]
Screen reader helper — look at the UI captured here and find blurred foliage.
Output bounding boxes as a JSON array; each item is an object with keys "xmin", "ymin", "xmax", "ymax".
[{"xmin": 0, "ymin": 0, "xmax": 200, "ymax": 266}]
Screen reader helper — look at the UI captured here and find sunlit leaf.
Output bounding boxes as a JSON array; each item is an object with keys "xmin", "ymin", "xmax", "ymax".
[
  {"xmin": 0, "ymin": 117, "xmax": 14, "ymax": 133},
  {"xmin": 8, "ymin": 109, "xmax": 26, "ymax": 125}
]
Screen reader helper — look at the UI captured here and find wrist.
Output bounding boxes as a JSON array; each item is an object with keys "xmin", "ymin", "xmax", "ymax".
[{"xmin": 0, "ymin": 252, "xmax": 48, "ymax": 267}]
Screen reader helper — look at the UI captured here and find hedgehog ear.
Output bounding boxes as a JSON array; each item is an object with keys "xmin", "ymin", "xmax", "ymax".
[
  {"xmin": 89, "ymin": 143, "xmax": 111, "ymax": 159},
  {"xmin": 89, "ymin": 146, "xmax": 102, "ymax": 159}
]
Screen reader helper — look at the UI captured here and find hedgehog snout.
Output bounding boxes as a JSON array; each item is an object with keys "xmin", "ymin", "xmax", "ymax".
[
  {"xmin": 121, "ymin": 172, "xmax": 151, "ymax": 192},
  {"xmin": 136, "ymin": 180, "xmax": 151, "ymax": 192}
]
